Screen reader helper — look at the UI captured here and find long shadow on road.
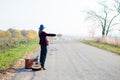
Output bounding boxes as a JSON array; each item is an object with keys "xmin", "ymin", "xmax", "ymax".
[
  {"xmin": 11, "ymin": 67, "xmax": 36, "ymax": 80},
  {"xmin": 15, "ymin": 68, "xmax": 33, "ymax": 73}
]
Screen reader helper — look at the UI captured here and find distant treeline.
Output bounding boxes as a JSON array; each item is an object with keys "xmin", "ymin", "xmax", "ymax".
[{"xmin": 0, "ymin": 28, "xmax": 37, "ymax": 39}]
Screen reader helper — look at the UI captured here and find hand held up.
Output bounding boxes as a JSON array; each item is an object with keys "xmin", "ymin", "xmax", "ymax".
[{"xmin": 56, "ymin": 34, "xmax": 62, "ymax": 37}]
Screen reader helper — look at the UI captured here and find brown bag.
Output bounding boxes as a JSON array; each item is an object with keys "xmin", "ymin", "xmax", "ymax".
[{"xmin": 25, "ymin": 59, "xmax": 35, "ymax": 69}]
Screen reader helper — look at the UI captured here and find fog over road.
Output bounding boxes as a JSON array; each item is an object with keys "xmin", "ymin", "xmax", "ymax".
[{"xmin": 9, "ymin": 40, "xmax": 120, "ymax": 80}]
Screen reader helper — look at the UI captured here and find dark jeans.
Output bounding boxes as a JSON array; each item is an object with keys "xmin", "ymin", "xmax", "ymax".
[{"xmin": 40, "ymin": 45, "xmax": 47, "ymax": 68}]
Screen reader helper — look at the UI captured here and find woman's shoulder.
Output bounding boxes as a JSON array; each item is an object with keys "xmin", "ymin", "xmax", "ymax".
[
  {"xmin": 40, "ymin": 31, "xmax": 47, "ymax": 35},
  {"xmin": 41, "ymin": 31, "xmax": 46, "ymax": 34}
]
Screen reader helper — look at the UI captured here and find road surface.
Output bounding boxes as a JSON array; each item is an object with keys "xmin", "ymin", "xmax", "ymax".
[{"xmin": 8, "ymin": 40, "xmax": 120, "ymax": 80}]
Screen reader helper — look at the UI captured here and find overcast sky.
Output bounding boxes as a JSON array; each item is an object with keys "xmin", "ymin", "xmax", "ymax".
[{"xmin": 0, "ymin": 0, "xmax": 118, "ymax": 37}]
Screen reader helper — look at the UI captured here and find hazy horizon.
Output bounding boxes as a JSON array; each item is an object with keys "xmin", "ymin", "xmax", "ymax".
[{"xmin": 0, "ymin": 0, "xmax": 119, "ymax": 37}]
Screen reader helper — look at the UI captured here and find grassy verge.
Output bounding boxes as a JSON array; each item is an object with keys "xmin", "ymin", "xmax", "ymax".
[
  {"xmin": 81, "ymin": 40, "xmax": 120, "ymax": 55},
  {"xmin": 0, "ymin": 38, "xmax": 38, "ymax": 70}
]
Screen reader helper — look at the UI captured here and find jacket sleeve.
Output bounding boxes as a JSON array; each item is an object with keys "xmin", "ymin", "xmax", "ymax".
[{"xmin": 46, "ymin": 33, "xmax": 56, "ymax": 36}]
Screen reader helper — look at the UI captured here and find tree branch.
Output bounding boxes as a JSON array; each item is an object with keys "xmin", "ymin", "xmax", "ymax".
[{"xmin": 106, "ymin": 13, "xmax": 120, "ymax": 35}]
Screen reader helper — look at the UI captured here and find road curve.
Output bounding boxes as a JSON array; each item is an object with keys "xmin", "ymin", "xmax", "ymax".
[{"xmin": 9, "ymin": 40, "xmax": 120, "ymax": 80}]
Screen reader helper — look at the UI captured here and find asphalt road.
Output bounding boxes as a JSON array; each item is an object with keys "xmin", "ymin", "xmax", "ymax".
[{"xmin": 8, "ymin": 40, "xmax": 120, "ymax": 80}]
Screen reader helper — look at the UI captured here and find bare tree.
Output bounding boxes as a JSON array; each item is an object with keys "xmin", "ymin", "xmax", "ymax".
[
  {"xmin": 85, "ymin": 0, "xmax": 120, "ymax": 37},
  {"xmin": 88, "ymin": 25, "xmax": 97, "ymax": 38},
  {"xmin": 118, "ymin": 29, "xmax": 120, "ymax": 36}
]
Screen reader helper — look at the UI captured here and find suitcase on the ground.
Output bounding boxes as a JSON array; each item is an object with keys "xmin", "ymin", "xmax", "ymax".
[{"xmin": 25, "ymin": 58, "xmax": 36, "ymax": 69}]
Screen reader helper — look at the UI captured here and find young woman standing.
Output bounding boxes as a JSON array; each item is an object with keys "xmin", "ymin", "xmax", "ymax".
[{"xmin": 38, "ymin": 24, "xmax": 61, "ymax": 70}]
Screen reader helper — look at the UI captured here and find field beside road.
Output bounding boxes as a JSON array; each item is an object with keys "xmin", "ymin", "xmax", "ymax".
[{"xmin": 0, "ymin": 38, "xmax": 38, "ymax": 71}]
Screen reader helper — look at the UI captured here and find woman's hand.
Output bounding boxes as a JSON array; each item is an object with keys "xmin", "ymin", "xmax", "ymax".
[{"xmin": 56, "ymin": 34, "xmax": 62, "ymax": 37}]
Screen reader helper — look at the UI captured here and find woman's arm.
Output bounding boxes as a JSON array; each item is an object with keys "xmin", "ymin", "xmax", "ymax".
[{"xmin": 46, "ymin": 33, "xmax": 56, "ymax": 36}]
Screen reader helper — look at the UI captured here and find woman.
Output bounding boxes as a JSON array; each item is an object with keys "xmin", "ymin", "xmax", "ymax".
[{"xmin": 38, "ymin": 24, "xmax": 61, "ymax": 70}]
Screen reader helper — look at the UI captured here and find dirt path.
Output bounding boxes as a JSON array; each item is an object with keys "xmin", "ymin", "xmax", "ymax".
[{"xmin": 5, "ymin": 40, "xmax": 120, "ymax": 80}]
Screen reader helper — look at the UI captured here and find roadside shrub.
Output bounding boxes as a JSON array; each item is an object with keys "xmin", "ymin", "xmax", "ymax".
[{"xmin": 0, "ymin": 38, "xmax": 36, "ymax": 50}]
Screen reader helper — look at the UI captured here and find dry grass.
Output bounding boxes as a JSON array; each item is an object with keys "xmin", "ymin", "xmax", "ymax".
[
  {"xmin": 94, "ymin": 37, "xmax": 120, "ymax": 47},
  {"xmin": 80, "ymin": 36, "xmax": 120, "ymax": 55}
]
